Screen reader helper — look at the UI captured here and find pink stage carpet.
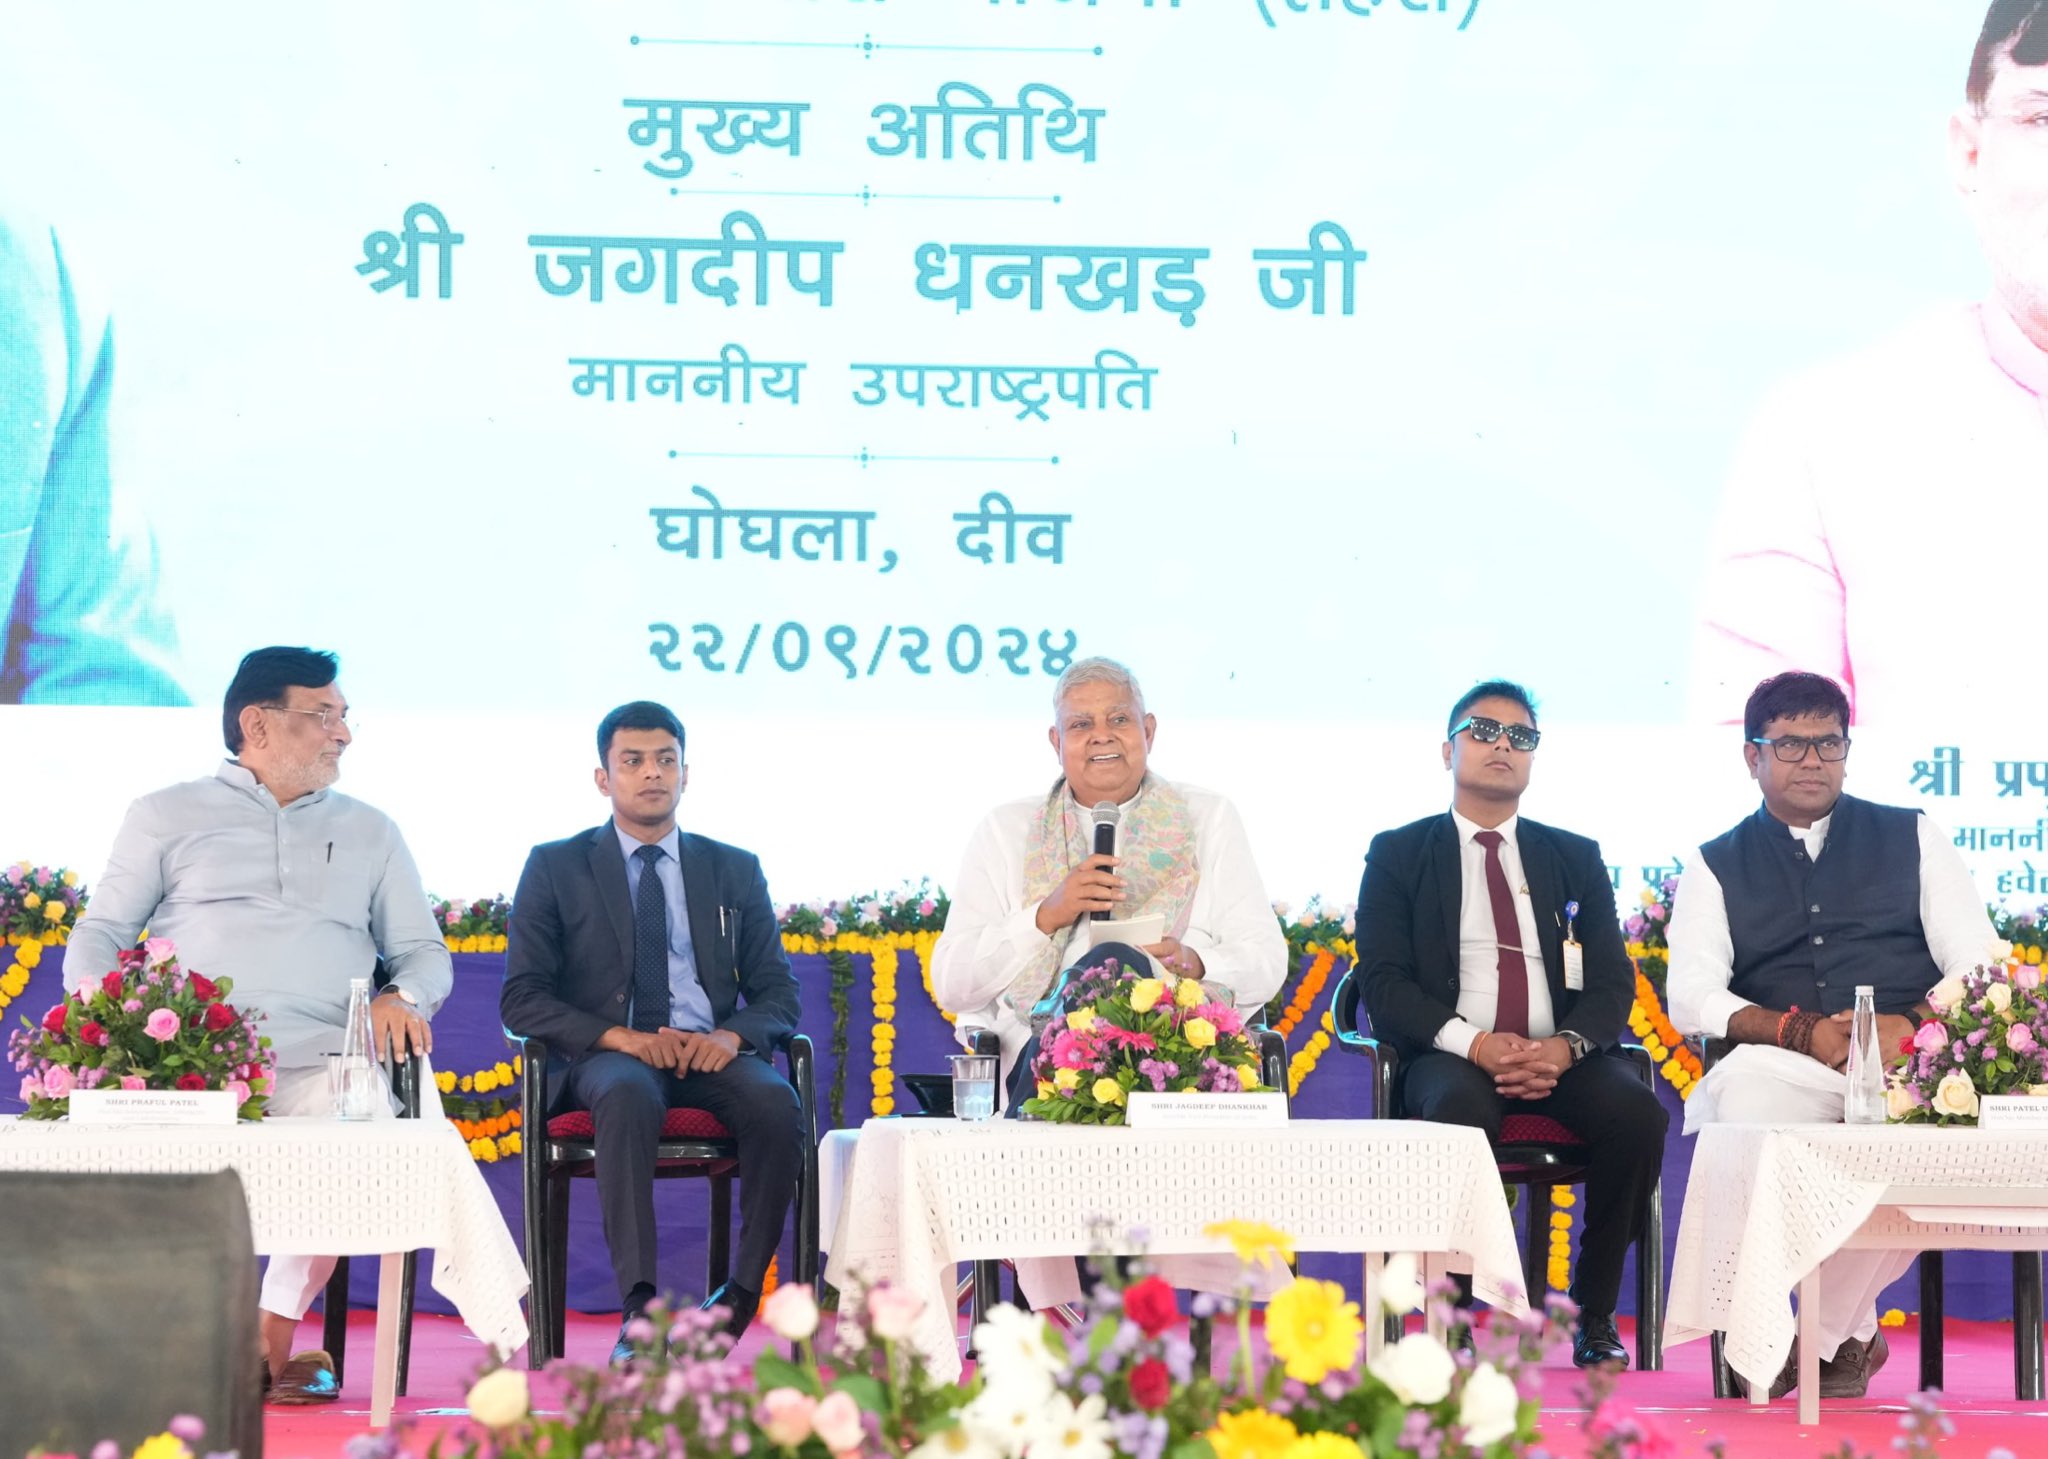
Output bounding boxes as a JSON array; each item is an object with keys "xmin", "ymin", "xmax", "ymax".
[{"xmin": 260, "ymin": 1311, "xmax": 2047, "ymax": 1459}]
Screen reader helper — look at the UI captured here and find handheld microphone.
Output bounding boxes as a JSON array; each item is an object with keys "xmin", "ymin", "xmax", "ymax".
[{"xmin": 1089, "ymin": 800, "xmax": 1120, "ymax": 921}]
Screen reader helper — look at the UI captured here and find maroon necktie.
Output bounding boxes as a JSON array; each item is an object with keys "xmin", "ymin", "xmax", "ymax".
[{"xmin": 1472, "ymin": 830, "xmax": 1529, "ymax": 1038}]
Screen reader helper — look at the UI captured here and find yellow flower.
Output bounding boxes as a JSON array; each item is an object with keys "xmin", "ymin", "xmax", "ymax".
[
  {"xmin": 133, "ymin": 1436, "xmax": 191, "ymax": 1459},
  {"xmin": 1204, "ymin": 1219, "xmax": 1295, "ymax": 1269},
  {"xmin": 475, "ymin": 1070, "xmax": 497, "ymax": 1094},
  {"xmin": 436, "ymin": 1070, "xmax": 457, "ymax": 1094},
  {"xmin": 1282, "ymin": 1432, "xmax": 1366, "ymax": 1459},
  {"xmin": 459, "ymin": 1075, "xmax": 474, "ymax": 1093},
  {"xmin": 1054, "ymin": 1067, "xmax": 1081, "ymax": 1091},
  {"xmin": 1091, "ymin": 1077, "xmax": 1125, "ymax": 1105},
  {"xmin": 1235, "ymin": 1064, "xmax": 1260, "ymax": 1090},
  {"xmin": 1128, "ymin": 978, "xmax": 1165, "ymax": 1013},
  {"xmin": 61, "ymin": 870, "xmax": 78, "ymax": 887},
  {"xmin": 494, "ymin": 1060, "xmax": 513, "ymax": 1082},
  {"xmin": 15, "ymin": 940, "xmax": 42, "ymax": 970},
  {"xmin": 1880, "ymin": 1308, "xmax": 1907, "ymax": 1328},
  {"xmin": 21, "ymin": 892, "xmax": 39, "ymax": 910},
  {"xmin": 1265, "ymin": 1277, "xmax": 1363, "ymax": 1382},
  {"xmin": 1066, "ymin": 1007, "xmax": 1098, "ymax": 1032},
  {"xmin": 1175, "ymin": 977, "xmax": 1205, "ymax": 1009},
  {"xmin": 1184, "ymin": 1017, "xmax": 1218, "ymax": 1049},
  {"xmin": 1037, "ymin": 1080, "xmax": 1056, "ymax": 1099},
  {"xmin": 1207, "ymin": 1410, "xmax": 1300, "ymax": 1459},
  {"xmin": 43, "ymin": 901, "xmax": 65, "ymax": 921},
  {"xmin": 1639, "ymin": 889, "xmax": 1659, "ymax": 907},
  {"xmin": 469, "ymin": 1136, "xmax": 499, "ymax": 1161},
  {"xmin": 500, "ymin": 1131, "xmax": 522, "ymax": 1156},
  {"xmin": 2031, "ymin": 946, "xmax": 2043, "ymax": 966}
]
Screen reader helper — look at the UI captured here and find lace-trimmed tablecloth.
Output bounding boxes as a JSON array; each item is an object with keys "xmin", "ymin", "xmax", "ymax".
[
  {"xmin": 0, "ymin": 1114, "xmax": 530, "ymax": 1365},
  {"xmin": 1667, "ymin": 1123, "xmax": 2048, "ymax": 1391},
  {"xmin": 824, "ymin": 1117, "xmax": 1525, "ymax": 1381}
]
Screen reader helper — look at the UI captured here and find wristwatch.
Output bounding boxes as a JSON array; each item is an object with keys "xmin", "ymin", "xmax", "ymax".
[
  {"xmin": 375, "ymin": 985, "xmax": 418, "ymax": 1008},
  {"xmin": 1559, "ymin": 1030, "xmax": 1592, "ymax": 1065}
]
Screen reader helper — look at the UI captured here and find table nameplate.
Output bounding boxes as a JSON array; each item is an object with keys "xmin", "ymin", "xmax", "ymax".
[
  {"xmin": 1124, "ymin": 1091, "xmax": 1288, "ymax": 1129},
  {"xmin": 1977, "ymin": 1095, "xmax": 2048, "ymax": 1131},
  {"xmin": 68, "ymin": 1090, "xmax": 239, "ymax": 1126}
]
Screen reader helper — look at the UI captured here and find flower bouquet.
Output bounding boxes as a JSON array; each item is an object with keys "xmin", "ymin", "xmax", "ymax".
[
  {"xmin": 1885, "ymin": 959, "xmax": 2048, "ymax": 1125},
  {"xmin": 1621, "ymin": 875, "xmax": 1677, "ymax": 999},
  {"xmin": 1021, "ymin": 955, "xmax": 1264, "ymax": 1125},
  {"xmin": 435, "ymin": 894, "xmax": 512, "ymax": 953},
  {"xmin": 1, "ymin": 860, "xmax": 88, "ymax": 946},
  {"xmin": 7, "ymin": 939, "xmax": 273, "ymax": 1121}
]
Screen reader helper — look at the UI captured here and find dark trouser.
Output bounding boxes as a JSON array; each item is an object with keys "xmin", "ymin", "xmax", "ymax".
[
  {"xmin": 562, "ymin": 1049, "xmax": 803, "ymax": 1308},
  {"xmin": 1399, "ymin": 1049, "xmax": 1667, "ymax": 1317}
]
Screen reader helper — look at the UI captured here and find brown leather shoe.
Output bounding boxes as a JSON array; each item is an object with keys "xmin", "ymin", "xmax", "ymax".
[
  {"xmin": 267, "ymin": 1349, "xmax": 340, "ymax": 1405},
  {"xmin": 1819, "ymin": 1329, "xmax": 1889, "ymax": 1398},
  {"xmin": 1738, "ymin": 1343, "xmax": 1800, "ymax": 1401}
]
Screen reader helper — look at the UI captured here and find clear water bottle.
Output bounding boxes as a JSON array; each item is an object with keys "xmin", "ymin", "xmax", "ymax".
[
  {"xmin": 336, "ymin": 977, "xmax": 380, "ymax": 1120},
  {"xmin": 1844, "ymin": 984, "xmax": 1886, "ymax": 1125}
]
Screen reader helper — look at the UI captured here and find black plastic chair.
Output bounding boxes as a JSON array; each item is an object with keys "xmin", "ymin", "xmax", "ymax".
[
  {"xmin": 511, "ymin": 1030, "xmax": 819, "ymax": 1367},
  {"xmin": 1330, "ymin": 965, "xmax": 1666, "ymax": 1370},
  {"xmin": 1693, "ymin": 1036, "xmax": 2045, "ymax": 1400},
  {"xmin": 320, "ymin": 1047, "xmax": 424, "ymax": 1394}
]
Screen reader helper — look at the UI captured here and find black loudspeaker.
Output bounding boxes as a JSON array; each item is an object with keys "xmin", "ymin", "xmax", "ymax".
[{"xmin": 0, "ymin": 1170, "xmax": 263, "ymax": 1459}]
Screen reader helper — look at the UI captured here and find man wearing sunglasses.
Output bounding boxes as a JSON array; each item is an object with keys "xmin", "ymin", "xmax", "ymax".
[
  {"xmin": 1668, "ymin": 671, "xmax": 1998, "ymax": 1399},
  {"xmin": 1358, "ymin": 680, "xmax": 1666, "ymax": 1370}
]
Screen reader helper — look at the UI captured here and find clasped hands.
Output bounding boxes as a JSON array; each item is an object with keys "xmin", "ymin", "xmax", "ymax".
[
  {"xmin": 607, "ymin": 1025, "xmax": 743, "ymax": 1073},
  {"xmin": 1472, "ymin": 1031, "xmax": 1573, "ymax": 1099},
  {"xmin": 1033, "ymin": 853, "xmax": 1205, "ymax": 976},
  {"xmin": 1802, "ymin": 1011, "xmax": 1916, "ymax": 1071}
]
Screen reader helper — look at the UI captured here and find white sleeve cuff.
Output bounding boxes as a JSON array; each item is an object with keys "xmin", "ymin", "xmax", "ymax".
[{"xmin": 1434, "ymin": 1018, "xmax": 1485, "ymax": 1060}]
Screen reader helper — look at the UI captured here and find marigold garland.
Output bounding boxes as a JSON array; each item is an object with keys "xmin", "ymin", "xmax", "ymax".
[
  {"xmin": 1286, "ymin": 1009, "xmax": 1335, "ymax": 1097},
  {"xmin": 1547, "ymin": 1186, "xmax": 1576, "ymax": 1291},
  {"xmin": 1628, "ymin": 968, "xmax": 1703, "ymax": 1098},
  {"xmin": 437, "ymin": 1053, "xmax": 526, "ymax": 1161},
  {"xmin": 0, "ymin": 933, "xmax": 52, "ymax": 1021},
  {"xmin": 1276, "ymin": 945, "xmax": 1336, "ymax": 1039}
]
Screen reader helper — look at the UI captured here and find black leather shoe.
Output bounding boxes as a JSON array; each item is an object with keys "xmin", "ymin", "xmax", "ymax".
[
  {"xmin": 611, "ymin": 1315, "xmax": 649, "ymax": 1367},
  {"xmin": 1819, "ymin": 1329, "xmax": 1888, "ymax": 1398},
  {"xmin": 1572, "ymin": 1312, "xmax": 1629, "ymax": 1369},
  {"xmin": 701, "ymin": 1281, "xmax": 760, "ymax": 1338},
  {"xmin": 266, "ymin": 1350, "xmax": 340, "ymax": 1404},
  {"xmin": 1738, "ymin": 1343, "xmax": 1800, "ymax": 1401}
]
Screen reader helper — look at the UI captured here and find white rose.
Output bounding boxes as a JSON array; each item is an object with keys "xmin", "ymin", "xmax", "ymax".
[
  {"xmin": 465, "ymin": 1367, "xmax": 529, "ymax": 1427},
  {"xmin": 1378, "ymin": 1252, "xmax": 1425, "ymax": 1315},
  {"xmin": 1932, "ymin": 1071, "xmax": 1981, "ymax": 1120},
  {"xmin": 1927, "ymin": 976, "xmax": 1967, "ymax": 1012},
  {"xmin": 1884, "ymin": 1081, "xmax": 1920, "ymax": 1120},
  {"xmin": 761, "ymin": 1283, "xmax": 820, "ymax": 1341},
  {"xmin": 1993, "ymin": 940, "xmax": 2015, "ymax": 964},
  {"xmin": 1457, "ymin": 1363, "xmax": 1520, "ymax": 1447},
  {"xmin": 1368, "ymin": 1332, "xmax": 1456, "ymax": 1405},
  {"xmin": 1273, "ymin": 900, "xmax": 1292, "ymax": 920},
  {"xmin": 1987, "ymin": 982, "xmax": 2014, "ymax": 1015}
]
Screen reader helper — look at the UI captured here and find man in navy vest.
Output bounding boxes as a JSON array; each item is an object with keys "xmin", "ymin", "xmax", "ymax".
[
  {"xmin": 1359, "ymin": 680, "xmax": 1667, "ymax": 1369},
  {"xmin": 1669, "ymin": 671, "xmax": 1997, "ymax": 1399}
]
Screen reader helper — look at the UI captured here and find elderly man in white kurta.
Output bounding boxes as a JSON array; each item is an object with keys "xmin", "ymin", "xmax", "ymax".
[{"xmin": 931, "ymin": 656, "xmax": 1287, "ymax": 1308}]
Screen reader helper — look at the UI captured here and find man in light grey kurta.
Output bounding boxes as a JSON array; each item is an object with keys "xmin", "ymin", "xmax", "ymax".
[{"xmin": 67, "ymin": 646, "xmax": 448, "ymax": 1400}]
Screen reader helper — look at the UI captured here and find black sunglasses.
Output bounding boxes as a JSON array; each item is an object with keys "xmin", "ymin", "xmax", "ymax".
[{"xmin": 1451, "ymin": 715, "xmax": 1541, "ymax": 752}]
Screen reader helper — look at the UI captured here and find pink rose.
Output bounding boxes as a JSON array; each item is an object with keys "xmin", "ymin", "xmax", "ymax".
[
  {"xmin": 1913, "ymin": 1022, "xmax": 1949, "ymax": 1054},
  {"xmin": 864, "ymin": 1285, "xmax": 923, "ymax": 1341},
  {"xmin": 42, "ymin": 1065, "xmax": 75, "ymax": 1098},
  {"xmin": 2010, "ymin": 1024, "xmax": 2039, "ymax": 1055},
  {"xmin": 918, "ymin": 898, "xmax": 937, "ymax": 917},
  {"xmin": 810, "ymin": 1392, "xmax": 862, "ymax": 1454},
  {"xmin": 142, "ymin": 937, "xmax": 177, "ymax": 970},
  {"xmin": 2017, "ymin": 965, "xmax": 2043, "ymax": 991},
  {"xmin": 226, "ymin": 1079, "xmax": 252, "ymax": 1106},
  {"xmin": 72, "ymin": 976, "xmax": 102, "ymax": 1003},
  {"xmin": 122, "ymin": 999, "xmax": 143, "ymax": 1014},
  {"xmin": 144, "ymin": 1008, "xmax": 181, "ymax": 1040},
  {"xmin": 120, "ymin": 1076, "xmax": 146, "ymax": 1091},
  {"xmin": 18, "ymin": 1076, "xmax": 43, "ymax": 1101},
  {"xmin": 757, "ymin": 1388, "xmax": 816, "ymax": 1448}
]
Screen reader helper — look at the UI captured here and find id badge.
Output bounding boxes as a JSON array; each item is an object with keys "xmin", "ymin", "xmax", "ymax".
[{"xmin": 1562, "ymin": 939, "xmax": 1585, "ymax": 991}]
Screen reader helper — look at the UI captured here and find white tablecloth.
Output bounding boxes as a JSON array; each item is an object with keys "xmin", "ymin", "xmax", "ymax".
[
  {"xmin": 0, "ymin": 1114, "xmax": 529, "ymax": 1417},
  {"xmin": 824, "ymin": 1117, "xmax": 1525, "ymax": 1381},
  {"xmin": 1668, "ymin": 1123, "xmax": 2048, "ymax": 1391}
]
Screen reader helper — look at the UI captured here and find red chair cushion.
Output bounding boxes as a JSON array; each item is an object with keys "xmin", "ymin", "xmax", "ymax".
[
  {"xmin": 1498, "ymin": 1114, "xmax": 1584, "ymax": 1146},
  {"xmin": 547, "ymin": 1108, "xmax": 733, "ymax": 1141}
]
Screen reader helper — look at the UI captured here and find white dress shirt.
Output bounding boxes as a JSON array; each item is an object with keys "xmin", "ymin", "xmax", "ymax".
[
  {"xmin": 1667, "ymin": 807, "xmax": 1998, "ymax": 1039},
  {"xmin": 1433, "ymin": 811, "xmax": 1558, "ymax": 1059},
  {"xmin": 931, "ymin": 779, "xmax": 1288, "ymax": 1085},
  {"xmin": 66, "ymin": 760, "xmax": 452, "ymax": 1066}
]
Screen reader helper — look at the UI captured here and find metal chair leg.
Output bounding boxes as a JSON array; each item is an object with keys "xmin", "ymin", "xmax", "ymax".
[
  {"xmin": 1710, "ymin": 1330, "xmax": 1738, "ymax": 1399},
  {"xmin": 1919, "ymin": 1251, "xmax": 1944, "ymax": 1392},
  {"xmin": 2015, "ymin": 1251, "xmax": 2044, "ymax": 1402},
  {"xmin": 707, "ymin": 1174, "xmax": 733, "ymax": 1293},
  {"xmin": 396, "ymin": 1250, "xmax": 417, "ymax": 1396},
  {"xmin": 323, "ymin": 1257, "xmax": 350, "ymax": 1385},
  {"xmin": 1636, "ymin": 1176, "xmax": 1665, "ymax": 1372},
  {"xmin": 1520, "ymin": 1185, "xmax": 1546, "ymax": 1307}
]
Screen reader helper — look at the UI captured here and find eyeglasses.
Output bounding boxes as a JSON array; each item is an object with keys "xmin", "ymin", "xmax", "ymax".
[
  {"xmin": 1751, "ymin": 734, "xmax": 1850, "ymax": 763},
  {"xmin": 1450, "ymin": 715, "xmax": 1540, "ymax": 752},
  {"xmin": 262, "ymin": 703, "xmax": 352, "ymax": 732}
]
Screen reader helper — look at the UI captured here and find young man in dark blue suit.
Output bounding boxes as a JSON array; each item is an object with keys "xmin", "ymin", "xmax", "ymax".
[
  {"xmin": 501, "ymin": 701, "xmax": 802, "ymax": 1359},
  {"xmin": 1356, "ymin": 680, "xmax": 1667, "ymax": 1368}
]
